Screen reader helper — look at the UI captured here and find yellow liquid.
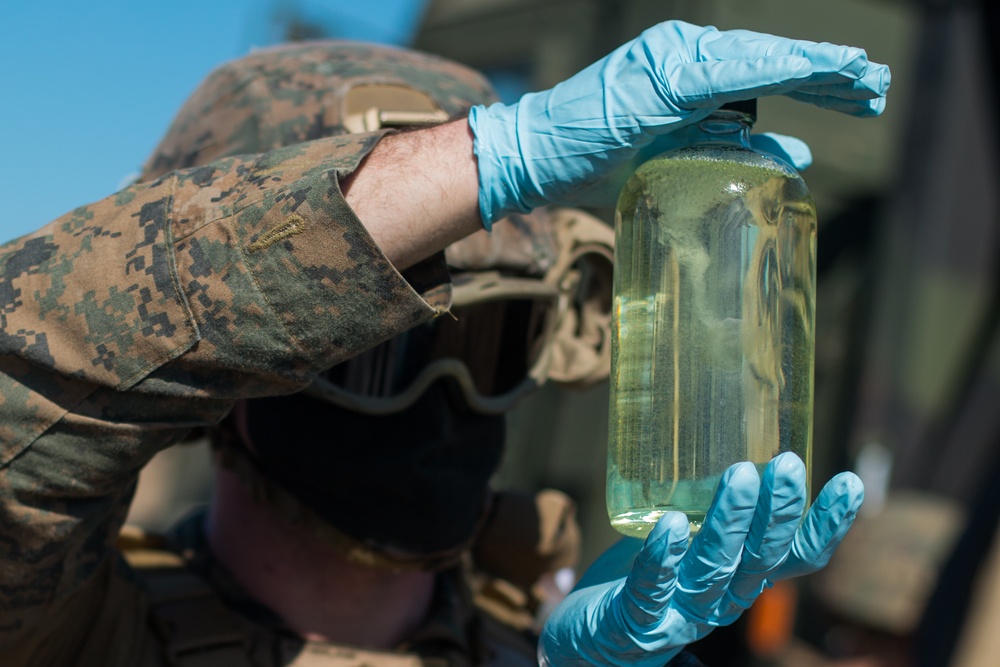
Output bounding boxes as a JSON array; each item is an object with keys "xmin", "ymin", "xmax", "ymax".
[{"xmin": 607, "ymin": 149, "xmax": 817, "ymax": 537}]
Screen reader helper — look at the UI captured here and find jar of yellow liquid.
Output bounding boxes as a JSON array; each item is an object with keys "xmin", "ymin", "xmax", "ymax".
[{"xmin": 607, "ymin": 99, "xmax": 816, "ymax": 537}]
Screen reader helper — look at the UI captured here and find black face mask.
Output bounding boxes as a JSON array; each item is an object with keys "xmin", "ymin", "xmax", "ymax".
[{"xmin": 241, "ymin": 379, "xmax": 506, "ymax": 556}]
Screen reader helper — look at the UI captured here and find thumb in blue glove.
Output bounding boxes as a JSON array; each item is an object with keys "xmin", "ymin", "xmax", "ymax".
[
  {"xmin": 539, "ymin": 452, "xmax": 863, "ymax": 667},
  {"xmin": 470, "ymin": 20, "xmax": 888, "ymax": 227},
  {"xmin": 749, "ymin": 133, "xmax": 812, "ymax": 171}
]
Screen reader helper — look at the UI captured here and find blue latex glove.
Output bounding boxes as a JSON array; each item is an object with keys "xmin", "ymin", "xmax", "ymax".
[
  {"xmin": 539, "ymin": 453, "xmax": 864, "ymax": 667},
  {"xmin": 750, "ymin": 133, "xmax": 812, "ymax": 172},
  {"xmin": 469, "ymin": 20, "xmax": 889, "ymax": 227}
]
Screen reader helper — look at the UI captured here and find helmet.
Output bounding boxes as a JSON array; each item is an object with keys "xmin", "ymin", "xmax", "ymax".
[
  {"xmin": 145, "ymin": 41, "xmax": 612, "ymax": 569},
  {"xmin": 142, "ymin": 41, "xmax": 498, "ymax": 179}
]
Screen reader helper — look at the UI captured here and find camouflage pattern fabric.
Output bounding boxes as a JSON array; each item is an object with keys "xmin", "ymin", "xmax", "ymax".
[
  {"xmin": 0, "ymin": 95, "xmax": 449, "ymax": 648},
  {"xmin": 141, "ymin": 41, "xmax": 498, "ymax": 180}
]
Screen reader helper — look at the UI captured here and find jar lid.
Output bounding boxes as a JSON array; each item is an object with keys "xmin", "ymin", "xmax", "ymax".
[{"xmin": 719, "ymin": 98, "xmax": 757, "ymax": 121}]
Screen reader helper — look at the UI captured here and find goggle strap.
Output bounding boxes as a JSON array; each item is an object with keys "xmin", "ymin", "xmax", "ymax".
[{"xmin": 305, "ymin": 358, "xmax": 543, "ymax": 415}]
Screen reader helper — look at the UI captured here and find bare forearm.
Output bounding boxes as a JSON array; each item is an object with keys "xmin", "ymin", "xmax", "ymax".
[{"xmin": 342, "ymin": 119, "xmax": 482, "ymax": 270}]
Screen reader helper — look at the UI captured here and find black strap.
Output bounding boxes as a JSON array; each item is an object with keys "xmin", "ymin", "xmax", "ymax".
[{"xmin": 138, "ymin": 565, "xmax": 252, "ymax": 667}]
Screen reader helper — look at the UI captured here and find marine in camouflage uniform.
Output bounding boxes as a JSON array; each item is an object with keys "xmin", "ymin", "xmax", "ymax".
[
  {"xmin": 0, "ymin": 41, "xmax": 670, "ymax": 667},
  {"xmin": 0, "ymin": 18, "xmax": 896, "ymax": 666}
]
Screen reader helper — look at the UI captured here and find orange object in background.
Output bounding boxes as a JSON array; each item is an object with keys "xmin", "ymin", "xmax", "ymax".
[{"xmin": 746, "ymin": 580, "xmax": 798, "ymax": 657}]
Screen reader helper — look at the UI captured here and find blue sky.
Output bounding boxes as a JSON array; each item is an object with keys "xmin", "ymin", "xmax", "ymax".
[{"xmin": 0, "ymin": 0, "xmax": 427, "ymax": 242}]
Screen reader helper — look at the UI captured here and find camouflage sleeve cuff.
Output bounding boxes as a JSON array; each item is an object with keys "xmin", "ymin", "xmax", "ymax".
[
  {"xmin": 168, "ymin": 129, "xmax": 453, "ymax": 392},
  {"xmin": 0, "ymin": 130, "xmax": 452, "ymax": 465},
  {"xmin": 0, "ymin": 130, "xmax": 450, "ymax": 389}
]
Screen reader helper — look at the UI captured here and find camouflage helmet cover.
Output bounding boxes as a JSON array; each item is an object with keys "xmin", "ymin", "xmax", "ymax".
[{"xmin": 142, "ymin": 40, "xmax": 498, "ymax": 179}]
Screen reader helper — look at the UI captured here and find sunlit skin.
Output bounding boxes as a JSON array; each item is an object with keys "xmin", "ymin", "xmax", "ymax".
[{"xmin": 342, "ymin": 119, "xmax": 482, "ymax": 271}]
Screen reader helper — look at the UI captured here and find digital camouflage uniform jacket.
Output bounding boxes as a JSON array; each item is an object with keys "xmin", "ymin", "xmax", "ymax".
[{"xmin": 0, "ymin": 121, "xmax": 455, "ymax": 662}]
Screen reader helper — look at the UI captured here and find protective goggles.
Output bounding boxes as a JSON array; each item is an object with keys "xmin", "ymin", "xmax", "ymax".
[
  {"xmin": 306, "ymin": 270, "xmax": 564, "ymax": 415},
  {"xmin": 305, "ymin": 209, "xmax": 615, "ymax": 415}
]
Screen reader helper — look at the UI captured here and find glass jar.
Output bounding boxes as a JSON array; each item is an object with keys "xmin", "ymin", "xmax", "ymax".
[{"xmin": 607, "ymin": 100, "xmax": 816, "ymax": 537}]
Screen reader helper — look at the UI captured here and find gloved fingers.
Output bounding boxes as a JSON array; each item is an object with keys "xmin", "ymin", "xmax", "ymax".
[
  {"xmin": 743, "ymin": 454, "xmax": 807, "ymax": 566},
  {"xmin": 748, "ymin": 133, "xmax": 812, "ymax": 171},
  {"xmin": 669, "ymin": 57, "xmax": 814, "ymax": 109},
  {"xmin": 617, "ymin": 513, "xmax": 690, "ymax": 628},
  {"xmin": 673, "ymin": 462, "xmax": 760, "ymax": 619},
  {"xmin": 784, "ymin": 72, "xmax": 891, "ymax": 101},
  {"xmin": 654, "ymin": 20, "xmax": 864, "ymax": 75},
  {"xmin": 784, "ymin": 89, "xmax": 887, "ymax": 117},
  {"xmin": 700, "ymin": 27, "xmax": 876, "ymax": 84},
  {"xmin": 572, "ymin": 536, "xmax": 645, "ymax": 592},
  {"xmin": 538, "ymin": 515, "xmax": 690, "ymax": 667},
  {"xmin": 716, "ymin": 453, "xmax": 807, "ymax": 622},
  {"xmin": 795, "ymin": 59, "xmax": 891, "ymax": 100},
  {"xmin": 773, "ymin": 471, "xmax": 864, "ymax": 581},
  {"xmin": 678, "ymin": 24, "xmax": 889, "ymax": 105},
  {"xmin": 671, "ymin": 61, "xmax": 889, "ymax": 116}
]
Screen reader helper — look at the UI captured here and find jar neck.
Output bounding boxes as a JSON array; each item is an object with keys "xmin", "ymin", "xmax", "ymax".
[{"xmin": 684, "ymin": 109, "xmax": 754, "ymax": 147}]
